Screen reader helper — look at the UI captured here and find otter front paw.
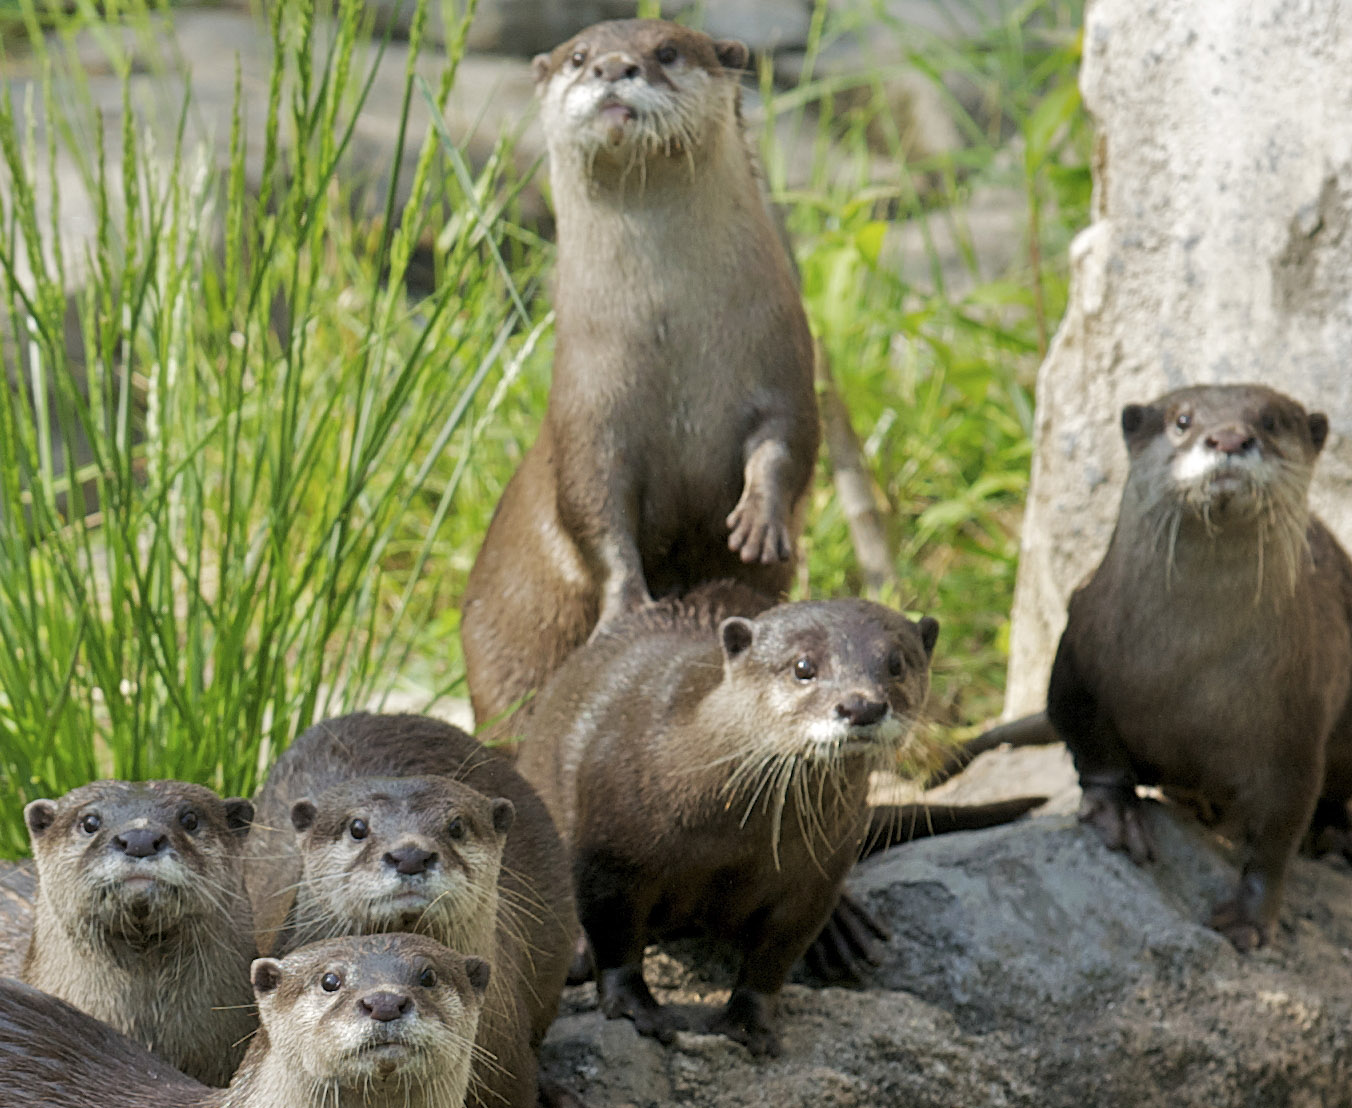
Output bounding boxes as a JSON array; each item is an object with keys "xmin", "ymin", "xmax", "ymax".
[
  {"xmin": 708, "ymin": 989, "xmax": 780, "ymax": 1057},
  {"xmin": 1078, "ymin": 783, "xmax": 1154, "ymax": 864},
  {"xmin": 726, "ymin": 494, "xmax": 792, "ymax": 564},
  {"xmin": 1207, "ymin": 897, "xmax": 1270, "ymax": 952},
  {"xmin": 596, "ymin": 965, "xmax": 683, "ymax": 1044}
]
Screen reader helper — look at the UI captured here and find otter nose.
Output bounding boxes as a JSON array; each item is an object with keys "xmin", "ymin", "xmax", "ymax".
[
  {"xmin": 1205, "ymin": 426, "xmax": 1257, "ymax": 455},
  {"xmin": 836, "ymin": 697, "xmax": 888, "ymax": 727},
  {"xmin": 360, "ymin": 990, "xmax": 411, "ymax": 1022},
  {"xmin": 593, "ymin": 53, "xmax": 641, "ymax": 82},
  {"xmin": 384, "ymin": 846, "xmax": 436, "ymax": 876},
  {"xmin": 113, "ymin": 828, "xmax": 168, "ymax": 858}
]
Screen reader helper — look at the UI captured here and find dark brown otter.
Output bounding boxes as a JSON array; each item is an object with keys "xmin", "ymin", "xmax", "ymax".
[
  {"xmin": 515, "ymin": 583, "xmax": 938, "ymax": 1056},
  {"xmin": 0, "ymin": 860, "xmax": 34, "ymax": 976},
  {"xmin": 246, "ymin": 713, "xmax": 578, "ymax": 1108},
  {"xmin": 459, "ymin": 18, "xmax": 818, "ymax": 729},
  {"xmin": 0, "ymin": 933, "xmax": 489, "ymax": 1108},
  {"xmin": 1047, "ymin": 383, "xmax": 1352, "ymax": 950},
  {"xmin": 20, "ymin": 779, "xmax": 257, "ymax": 1085}
]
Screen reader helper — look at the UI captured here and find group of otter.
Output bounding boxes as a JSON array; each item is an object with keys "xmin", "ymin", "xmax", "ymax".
[{"xmin": 3, "ymin": 14, "xmax": 1351, "ymax": 1108}]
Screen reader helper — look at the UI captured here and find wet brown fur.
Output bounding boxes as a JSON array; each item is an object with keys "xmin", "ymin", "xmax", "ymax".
[
  {"xmin": 1047, "ymin": 383, "xmax": 1352, "ymax": 950},
  {"xmin": 246, "ymin": 713, "xmax": 578, "ymax": 1108},
  {"xmin": 460, "ymin": 19, "xmax": 818, "ymax": 729},
  {"xmin": 516, "ymin": 581, "xmax": 938, "ymax": 1056}
]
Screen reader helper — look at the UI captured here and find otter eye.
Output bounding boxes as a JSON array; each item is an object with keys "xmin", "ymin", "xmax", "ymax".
[
  {"xmin": 887, "ymin": 649, "xmax": 904, "ymax": 678},
  {"xmin": 321, "ymin": 972, "xmax": 341, "ymax": 992},
  {"xmin": 349, "ymin": 818, "xmax": 369, "ymax": 841},
  {"xmin": 179, "ymin": 810, "xmax": 198, "ymax": 832},
  {"xmin": 418, "ymin": 968, "xmax": 437, "ymax": 988},
  {"xmin": 447, "ymin": 817, "xmax": 465, "ymax": 841},
  {"xmin": 793, "ymin": 657, "xmax": 816, "ymax": 681},
  {"xmin": 1260, "ymin": 411, "xmax": 1277, "ymax": 433},
  {"xmin": 1175, "ymin": 412, "xmax": 1192, "ymax": 432},
  {"xmin": 570, "ymin": 48, "xmax": 586, "ymax": 68},
  {"xmin": 655, "ymin": 44, "xmax": 678, "ymax": 65},
  {"xmin": 79, "ymin": 813, "xmax": 101, "ymax": 835}
]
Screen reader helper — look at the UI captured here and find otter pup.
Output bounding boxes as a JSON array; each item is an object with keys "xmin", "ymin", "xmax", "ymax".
[
  {"xmin": 21, "ymin": 779, "xmax": 257, "ymax": 1085},
  {"xmin": 460, "ymin": 18, "xmax": 819, "ymax": 728},
  {"xmin": 1047, "ymin": 383, "xmax": 1352, "ymax": 950},
  {"xmin": 247, "ymin": 713, "xmax": 578, "ymax": 1108},
  {"xmin": 516, "ymin": 584, "xmax": 938, "ymax": 1056},
  {"xmin": 0, "ymin": 933, "xmax": 489, "ymax": 1108}
]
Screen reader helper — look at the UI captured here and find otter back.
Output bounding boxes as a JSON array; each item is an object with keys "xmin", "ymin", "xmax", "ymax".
[{"xmin": 460, "ymin": 18, "xmax": 819, "ymax": 728}]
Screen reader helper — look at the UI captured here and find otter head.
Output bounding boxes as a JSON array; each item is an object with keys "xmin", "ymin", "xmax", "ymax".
[
  {"xmin": 533, "ymin": 19, "xmax": 749, "ymax": 178},
  {"xmin": 24, "ymin": 780, "xmax": 252, "ymax": 947},
  {"xmin": 716, "ymin": 599, "xmax": 939, "ymax": 762},
  {"xmin": 289, "ymin": 776, "xmax": 513, "ymax": 952},
  {"xmin": 1121, "ymin": 383, "xmax": 1327, "ymax": 528},
  {"xmin": 250, "ymin": 934, "xmax": 488, "ymax": 1102}
]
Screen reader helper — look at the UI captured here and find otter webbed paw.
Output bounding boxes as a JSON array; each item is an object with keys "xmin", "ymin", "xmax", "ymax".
[
  {"xmin": 596, "ymin": 965, "xmax": 684, "ymax": 1043},
  {"xmin": 726, "ymin": 493, "xmax": 792, "ymax": 564},
  {"xmin": 801, "ymin": 891, "xmax": 889, "ymax": 984},
  {"xmin": 1078, "ymin": 783, "xmax": 1155, "ymax": 864},
  {"xmin": 707, "ymin": 988, "xmax": 780, "ymax": 1058}
]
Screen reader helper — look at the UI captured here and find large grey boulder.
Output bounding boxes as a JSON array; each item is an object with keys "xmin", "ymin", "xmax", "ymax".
[
  {"xmin": 1004, "ymin": 0, "xmax": 1352, "ymax": 715},
  {"xmin": 540, "ymin": 752, "xmax": 1352, "ymax": 1106}
]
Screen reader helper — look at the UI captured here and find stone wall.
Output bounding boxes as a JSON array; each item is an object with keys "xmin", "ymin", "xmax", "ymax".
[{"xmin": 1004, "ymin": 0, "xmax": 1352, "ymax": 716}]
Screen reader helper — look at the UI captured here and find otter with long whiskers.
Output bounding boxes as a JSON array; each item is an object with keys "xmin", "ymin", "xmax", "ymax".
[
  {"xmin": 20, "ymin": 779, "xmax": 257, "ymax": 1085},
  {"xmin": 1048, "ymin": 383, "xmax": 1352, "ymax": 950},
  {"xmin": 515, "ymin": 582, "xmax": 938, "ymax": 1057}
]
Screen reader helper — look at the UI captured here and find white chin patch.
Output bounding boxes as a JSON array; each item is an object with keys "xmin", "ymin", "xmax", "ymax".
[
  {"xmin": 1171, "ymin": 442, "xmax": 1266, "ymax": 486},
  {"xmin": 804, "ymin": 713, "xmax": 902, "ymax": 750}
]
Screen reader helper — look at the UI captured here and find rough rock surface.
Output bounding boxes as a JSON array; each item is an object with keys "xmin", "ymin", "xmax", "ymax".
[
  {"xmin": 1005, "ymin": 0, "xmax": 1352, "ymax": 715},
  {"xmin": 541, "ymin": 746, "xmax": 1352, "ymax": 1107}
]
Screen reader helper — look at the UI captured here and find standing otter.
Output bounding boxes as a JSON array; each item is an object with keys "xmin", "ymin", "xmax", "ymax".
[
  {"xmin": 246, "ymin": 713, "xmax": 578, "ymax": 1108},
  {"xmin": 460, "ymin": 18, "xmax": 819, "ymax": 728},
  {"xmin": 1047, "ymin": 383, "xmax": 1352, "ymax": 950},
  {"xmin": 0, "ymin": 933, "xmax": 489, "ymax": 1108},
  {"xmin": 21, "ymin": 779, "xmax": 257, "ymax": 1085},
  {"xmin": 515, "ymin": 584, "xmax": 938, "ymax": 1056}
]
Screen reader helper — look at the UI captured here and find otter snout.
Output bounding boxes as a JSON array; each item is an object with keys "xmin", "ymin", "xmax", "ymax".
[
  {"xmin": 112, "ymin": 827, "xmax": 169, "ymax": 859},
  {"xmin": 835, "ymin": 696, "xmax": 889, "ymax": 728},
  {"xmin": 593, "ymin": 52, "xmax": 641, "ymax": 83},
  {"xmin": 384, "ymin": 845, "xmax": 436, "ymax": 876},
  {"xmin": 1205, "ymin": 424, "xmax": 1257, "ymax": 456},
  {"xmin": 361, "ymin": 990, "xmax": 412, "ymax": 1022}
]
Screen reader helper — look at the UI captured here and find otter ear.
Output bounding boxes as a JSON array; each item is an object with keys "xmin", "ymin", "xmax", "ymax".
[
  {"xmin": 1309, "ymin": 412, "xmax": 1330, "ymax": 452},
  {"xmin": 532, "ymin": 53, "xmax": 552, "ymax": 85},
  {"xmin": 251, "ymin": 958, "xmax": 284, "ymax": 996},
  {"xmin": 715, "ymin": 39, "xmax": 750, "ymax": 72},
  {"xmin": 24, "ymin": 799, "xmax": 58, "ymax": 838},
  {"xmin": 490, "ymin": 798, "xmax": 516, "ymax": 837},
  {"xmin": 223, "ymin": 798, "xmax": 254, "ymax": 838},
  {"xmin": 917, "ymin": 617, "xmax": 940, "ymax": 658},
  {"xmin": 720, "ymin": 616, "xmax": 755, "ymax": 661},
  {"xmin": 290, "ymin": 800, "xmax": 317, "ymax": 834},
  {"xmin": 1120, "ymin": 402, "xmax": 1163, "ymax": 445},
  {"xmin": 463, "ymin": 956, "xmax": 491, "ymax": 998}
]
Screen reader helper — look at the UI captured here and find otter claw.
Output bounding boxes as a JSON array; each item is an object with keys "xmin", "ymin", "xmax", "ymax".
[
  {"xmin": 726, "ymin": 503, "xmax": 792, "ymax": 564},
  {"xmin": 1208, "ymin": 898, "xmax": 1269, "ymax": 952}
]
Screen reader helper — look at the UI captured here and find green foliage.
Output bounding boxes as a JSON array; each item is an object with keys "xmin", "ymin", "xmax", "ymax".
[{"xmin": 0, "ymin": 0, "xmax": 539, "ymax": 854}]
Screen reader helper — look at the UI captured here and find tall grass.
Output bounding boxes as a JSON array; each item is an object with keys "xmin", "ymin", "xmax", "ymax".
[{"xmin": 0, "ymin": 0, "xmax": 539, "ymax": 854}]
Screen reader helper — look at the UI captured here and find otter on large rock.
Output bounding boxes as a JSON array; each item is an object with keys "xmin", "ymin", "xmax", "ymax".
[
  {"xmin": 1047, "ymin": 383, "xmax": 1352, "ymax": 950},
  {"xmin": 515, "ymin": 583, "xmax": 938, "ymax": 1057},
  {"xmin": 0, "ymin": 933, "xmax": 489, "ymax": 1108},
  {"xmin": 246, "ymin": 712, "xmax": 578, "ymax": 1108},
  {"xmin": 460, "ymin": 18, "xmax": 819, "ymax": 729},
  {"xmin": 21, "ymin": 779, "xmax": 257, "ymax": 1085}
]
